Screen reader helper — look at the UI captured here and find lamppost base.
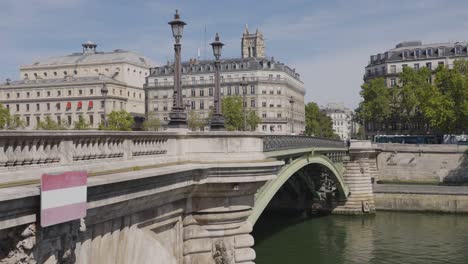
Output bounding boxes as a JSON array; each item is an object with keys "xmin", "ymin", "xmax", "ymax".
[
  {"xmin": 210, "ymin": 114, "xmax": 226, "ymax": 131},
  {"xmin": 168, "ymin": 108, "xmax": 188, "ymax": 129}
]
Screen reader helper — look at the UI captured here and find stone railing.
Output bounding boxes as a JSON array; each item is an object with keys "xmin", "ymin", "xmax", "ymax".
[
  {"xmin": 0, "ymin": 131, "xmax": 173, "ymax": 169},
  {"xmin": 263, "ymin": 135, "xmax": 346, "ymax": 152}
]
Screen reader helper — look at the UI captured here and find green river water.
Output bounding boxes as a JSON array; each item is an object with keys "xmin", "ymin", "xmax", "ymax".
[{"xmin": 253, "ymin": 211, "xmax": 468, "ymax": 264}]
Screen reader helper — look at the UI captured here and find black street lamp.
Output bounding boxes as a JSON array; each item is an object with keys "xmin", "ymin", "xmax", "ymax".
[
  {"xmin": 210, "ymin": 33, "xmax": 225, "ymax": 131},
  {"xmin": 168, "ymin": 10, "xmax": 188, "ymax": 128},
  {"xmin": 101, "ymin": 83, "xmax": 108, "ymax": 127},
  {"xmin": 289, "ymin": 96, "xmax": 295, "ymax": 134},
  {"xmin": 240, "ymin": 77, "xmax": 248, "ymax": 131}
]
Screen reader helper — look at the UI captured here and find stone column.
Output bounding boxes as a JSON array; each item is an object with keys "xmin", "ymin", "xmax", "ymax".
[
  {"xmin": 182, "ymin": 183, "xmax": 258, "ymax": 264},
  {"xmin": 333, "ymin": 140, "xmax": 376, "ymax": 214}
]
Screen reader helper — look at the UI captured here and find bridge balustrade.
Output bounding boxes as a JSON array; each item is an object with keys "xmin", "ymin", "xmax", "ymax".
[
  {"xmin": 263, "ymin": 135, "xmax": 346, "ymax": 152},
  {"xmin": 0, "ymin": 131, "xmax": 171, "ymax": 169}
]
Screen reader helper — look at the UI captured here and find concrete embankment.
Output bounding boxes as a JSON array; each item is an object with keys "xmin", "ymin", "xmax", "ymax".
[{"xmin": 374, "ymin": 184, "xmax": 468, "ymax": 213}]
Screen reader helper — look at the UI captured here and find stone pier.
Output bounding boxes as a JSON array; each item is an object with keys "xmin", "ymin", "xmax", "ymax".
[{"xmin": 333, "ymin": 140, "xmax": 376, "ymax": 214}]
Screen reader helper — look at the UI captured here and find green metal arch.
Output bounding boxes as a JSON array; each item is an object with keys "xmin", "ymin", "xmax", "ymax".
[{"xmin": 248, "ymin": 154, "xmax": 349, "ymax": 225}]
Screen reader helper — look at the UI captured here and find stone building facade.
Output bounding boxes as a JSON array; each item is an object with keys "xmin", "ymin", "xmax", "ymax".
[
  {"xmin": 363, "ymin": 40, "xmax": 468, "ymax": 137},
  {"xmin": 0, "ymin": 42, "xmax": 152, "ymax": 129},
  {"xmin": 364, "ymin": 40, "xmax": 468, "ymax": 85},
  {"xmin": 145, "ymin": 28, "xmax": 305, "ymax": 134},
  {"xmin": 323, "ymin": 103, "xmax": 356, "ymax": 141}
]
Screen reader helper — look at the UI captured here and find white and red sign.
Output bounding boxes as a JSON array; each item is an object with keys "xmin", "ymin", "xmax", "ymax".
[{"xmin": 40, "ymin": 171, "xmax": 87, "ymax": 227}]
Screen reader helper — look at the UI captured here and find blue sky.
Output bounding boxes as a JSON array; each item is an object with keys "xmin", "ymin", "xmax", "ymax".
[{"xmin": 2, "ymin": 0, "xmax": 468, "ymax": 108}]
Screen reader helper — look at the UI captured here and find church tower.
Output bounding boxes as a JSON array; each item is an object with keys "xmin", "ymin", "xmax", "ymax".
[{"xmin": 241, "ymin": 25, "xmax": 265, "ymax": 58}]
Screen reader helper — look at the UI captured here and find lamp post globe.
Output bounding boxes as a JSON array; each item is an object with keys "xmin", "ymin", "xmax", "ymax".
[
  {"xmin": 210, "ymin": 33, "xmax": 224, "ymax": 60},
  {"xmin": 210, "ymin": 33, "xmax": 226, "ymax": 131},
  {"xmin": 168, "ymin": 9, "xmax": 186, "ymax": 43}
]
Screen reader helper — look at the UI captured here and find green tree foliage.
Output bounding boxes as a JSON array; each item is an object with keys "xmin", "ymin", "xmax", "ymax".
[
  {"xmin": 221, "ymin": 96, "xmax": 244, "ymax": 131},
  {"xmin": 37, "ymin": 116, "xmax": 68, "ymax": 130},
  {"xmin": 0, "ymin": 104, "xmax": 25, "ymax": 130},
  {"xmin": 305, "ymin": 102, "xmax": 338, "ymax": 139},
  {"xmin": 6, "ymin": 115, "xmax": 25, "ymax": 130},
  {"xmin": 355, "ymin": 78, "xmax": 391, "ymax": 124},
  {"xmin": 101, "ymin": 111, "xmax": 134, "ymax": 131},
  {"xmin": 246, "ymin": 110, "xmax": 261, "ymax": 131},
  {"xmin": 188, "ymin": 110, "xmax": 206, "ymax": 131},
  {"xmin": 0, "ymin": 104, "xmax": 10, "ymax": 129},
  {"xmin": 143, "ymin": 112, "xmax": 161, "ymax": 131},
  {"xmin": 73, "ymin": 116, "xmax": 90, "ymax": 130},
  {"xmin": 357, "ymin": 59, "xmax": 468, "ymax": 134}
]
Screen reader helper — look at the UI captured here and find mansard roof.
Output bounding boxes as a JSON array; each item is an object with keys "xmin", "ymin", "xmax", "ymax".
[
  {"xmin": 149, "ymin": 57, "xmax": 301, "ymax": 81},
  {"xmin": 367, "ymin": 41, "xmax": 468, "ymax": 67},
  {"xmin": 22, "ymin": 47, "xmax": 154, "ymax": 69}
]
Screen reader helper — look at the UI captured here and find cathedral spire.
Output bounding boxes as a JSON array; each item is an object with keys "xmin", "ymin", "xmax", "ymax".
[{"xmin": 243, "ymin": 24, "xmax": 249, "ymax": 35}]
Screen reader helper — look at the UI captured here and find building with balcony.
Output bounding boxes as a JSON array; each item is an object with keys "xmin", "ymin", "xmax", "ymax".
[
  {"xmin": 0, "ymin": 42, "xmax": 152, "ymax": 129},
  {"xmin": 364, "ymin": 40, "xmax": 468, "ymax": 86},
  {"xmin": 0, "ymin": 75, "xmax": 145, "ymax": 129},
  {"xmin": 145, "ymin": 26, "xmax": 305, "ymax": 134},
  {"xmin": 363, "ymin": 40, "xmax": 468, "ymax": 137}
]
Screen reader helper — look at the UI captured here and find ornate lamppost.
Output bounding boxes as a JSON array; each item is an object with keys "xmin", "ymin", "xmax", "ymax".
[
  {"xmin": 240, "ymin": 77, "xmax": 248, "ymax": 131},
  {"xmin": 168, "ymin": 10, "xmax": 188, "ymax": 128},
  {"xmin": 210, "ymin": 33, "xmax": 225, "ymax": 131},
  {"xmin": 289, "ymin": 96, "xmax": 295, "ymax": 134},
  {"xmin": 101, "ymin": 83, "xmax": 108, "ymax": 127}
]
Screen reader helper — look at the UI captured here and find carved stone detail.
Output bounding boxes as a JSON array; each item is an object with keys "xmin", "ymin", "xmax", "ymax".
[{"xmin": 212, "ymin": 239, "xmax": 234, "ymax": 264}]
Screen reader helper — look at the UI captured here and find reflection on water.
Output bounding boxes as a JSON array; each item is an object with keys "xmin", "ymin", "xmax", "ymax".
[{"xmin": 253, "ymin": 211, "xmax": 468, "ymax": 264}]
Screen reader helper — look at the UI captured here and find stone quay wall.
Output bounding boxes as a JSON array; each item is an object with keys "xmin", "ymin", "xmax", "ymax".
[
  {"xmin": 374, "ymin": 184, "xmax": 468, "ymax": 213},
  {"xmin": 376, "ymin": 144, "xmax": 468, "ymax": 184}
]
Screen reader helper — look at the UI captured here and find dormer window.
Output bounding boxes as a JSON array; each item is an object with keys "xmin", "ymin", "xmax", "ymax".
[
  {"xmin": 438, "ymin": 47, "xmax": 445, "ymax": 57},
  {"xmin": 415, "ymin": 49, "xmax": 421, "ymax": 58},
  {"xmin": 455, "ymin": 46, "xmax": 462, "ymax": 55},
  {"xmin": 402, "ymin": 50, "xmax": 410, "ymax": 59},
  {"xmin": 426, "ymin": 48, "xmax": 433, "ymax": 57}
]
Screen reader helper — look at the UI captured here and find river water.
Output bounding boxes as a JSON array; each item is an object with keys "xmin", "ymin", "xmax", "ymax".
[{"xmin": 253, "ymin": 211, "xmax": 468, "ymax": 264}]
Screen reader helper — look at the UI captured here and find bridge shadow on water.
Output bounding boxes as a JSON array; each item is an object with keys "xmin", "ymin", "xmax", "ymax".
[{"xmin": 252, "ymin": 209, "xmax": 330, "ymax": 244}]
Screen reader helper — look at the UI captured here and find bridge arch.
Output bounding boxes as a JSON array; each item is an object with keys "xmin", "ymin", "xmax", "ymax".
[{"xmin": 248, "ymin": 154, "xmax": 349, "ymax": 225}]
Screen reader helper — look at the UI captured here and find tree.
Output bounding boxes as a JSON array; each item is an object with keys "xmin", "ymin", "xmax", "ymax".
[
  {"xmin": 355, "ymin": 78, "xmax": 391, "ymax": 125},
  {"xmin": 221, "ymin": 96, "xmax": 244, "ymax": 131},
  {"xmin": 188, "ymin": 110, "xmax": 206, "ymax": 131},
  {"xmin": 246, "ymin": 110, "xmax": 261, "ymax": 131},
  {"xmin": 0, "ymin": 104, "xmax": 10, "ymax": 129},
  {"xmin": 37, "ymin": 116, "xmax": 68, "ymax": 130},
  {"xmin": 0, "ymin": 104, "xmax": 25, "ymax": 130},
  {"xmin": 73, "ymin": 116, "xmax": 90, "ymax": 130},
  {"xmin": 6, "ymin": 115, "xmax": 25, "ymax": 130},
  {"xmin": 143, "ymin": 112, "xmax": 161, "ymax": 131},
  {"xmin": 102, "ymin": 110, "xmax": 134, "ymax": 131},
  {"xmin": 305, "ymin": 102, "xmax": 338, "ymax": 139}
]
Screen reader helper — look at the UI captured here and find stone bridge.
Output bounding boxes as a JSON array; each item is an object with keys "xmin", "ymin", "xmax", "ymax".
[{"xmin": 0, "ymin": 131, "xmax": 377, "ymax": 264}]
